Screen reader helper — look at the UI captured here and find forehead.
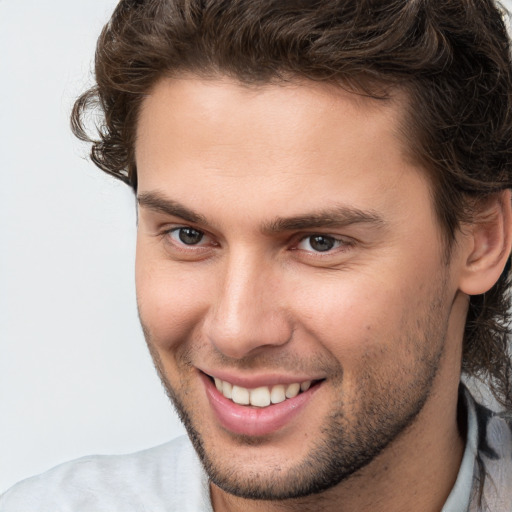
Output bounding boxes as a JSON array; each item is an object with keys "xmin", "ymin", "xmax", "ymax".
[
  {"xmin": 136, "ymin": 77, "xmax": 408, "ymax": 169},
  {"xmin": 135, "ymin": 76, "xmax": 434, "ymax": 234}
]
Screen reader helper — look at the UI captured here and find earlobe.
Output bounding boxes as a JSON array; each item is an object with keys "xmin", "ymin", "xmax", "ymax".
[{"xmin": 459, "ymin": 190, "xmax": 512, "ymax": 296}]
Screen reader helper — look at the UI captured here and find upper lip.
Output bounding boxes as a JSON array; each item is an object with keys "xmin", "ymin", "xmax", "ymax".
[{"xmin": 198, "ymin": 367, "xmax": 325, "ymax": 389}]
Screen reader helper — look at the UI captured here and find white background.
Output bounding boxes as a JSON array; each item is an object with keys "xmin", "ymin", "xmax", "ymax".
[
  {"xmin": 0, "ymin": 0, "xmax": 186, "ymax": 493},
  {"xmin": 1, "ymin": 0, "xmax": 512, "ymax": 494}
]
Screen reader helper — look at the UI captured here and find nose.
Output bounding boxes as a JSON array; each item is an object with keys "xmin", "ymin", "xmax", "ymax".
[{"xmin": 203, "ymin": 251, "xmax": 293, "ymax": 359}]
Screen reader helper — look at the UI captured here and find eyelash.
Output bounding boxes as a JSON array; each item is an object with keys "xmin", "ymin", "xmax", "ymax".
[{"xmin": 162, "ymin": 226, "xmax": 353, "ymax": 257}]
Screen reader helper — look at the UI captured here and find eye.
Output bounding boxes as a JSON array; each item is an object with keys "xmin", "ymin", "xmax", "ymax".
[
  {"xmin": 160, "ymin": 225, "xmax": 217, "ymax": 260},
  {"xmin": 169, "ymin": 227, "xmax": 206, "ymax": 245},
  {"xmin": 296, "ymin": 235, "xmax": 343, "ymax": 253}
]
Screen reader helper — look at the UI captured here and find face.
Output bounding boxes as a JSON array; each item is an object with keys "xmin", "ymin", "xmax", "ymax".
[{"xmin": 135, "ymin": 77, "xmax": 462, "ymax": 500}]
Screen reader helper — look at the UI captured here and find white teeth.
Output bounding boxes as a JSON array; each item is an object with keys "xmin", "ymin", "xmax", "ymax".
[
  {"xmin": 250, "ymin": 387, "xmax": 271, "ymax": 407},
  {"xmin": 231, "ymin": 385, "xmax": 250, "ymax": 405},
  {"xmin": 270, "ymin": 385, "xmax": 286, "ymax": 404},
  {"xmin": 214, "ymin": 378, "xmax": 315, "ymax": 407},
  {"xmin": 222, "ymin": 381, "xmax": 233, "ymax": 399},
  {"xmin": 300, "ymin": 380, "xmax": 311, "ymax": 392},
  {"xmin": 285, "ymin": 382, "xmax": 301, "ymax": 398}
]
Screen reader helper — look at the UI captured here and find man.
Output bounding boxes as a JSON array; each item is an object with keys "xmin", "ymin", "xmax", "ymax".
[{"xmin": 2, "ymin": 0, "xmax": 512, "ymax": 510}]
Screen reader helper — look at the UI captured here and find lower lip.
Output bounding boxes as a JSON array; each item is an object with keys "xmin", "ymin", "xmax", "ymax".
[{"xmin": 201, "ymin": 373, "xmax": 321, "ymax": 437}]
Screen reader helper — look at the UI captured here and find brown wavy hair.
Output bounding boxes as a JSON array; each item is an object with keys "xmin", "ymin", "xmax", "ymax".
[{"xmin": 72, "ymin": 0, "xmax": 512, "ymax": 408}]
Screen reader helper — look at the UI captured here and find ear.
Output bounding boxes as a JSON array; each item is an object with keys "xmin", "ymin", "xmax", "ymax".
[{"xmin": 458, "ymin": 190, "xmax": 512, "ymax": 296}]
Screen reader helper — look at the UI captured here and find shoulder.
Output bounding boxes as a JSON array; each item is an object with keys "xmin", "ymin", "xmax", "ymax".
[{"xmin": 0, "ymin": 436, "xmax": 211, "ymax": 512}]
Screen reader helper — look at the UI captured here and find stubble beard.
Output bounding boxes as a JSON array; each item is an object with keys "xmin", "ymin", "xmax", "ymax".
[{"xmin": 140, "ymin": 283, "xmax": 450, "ymax": 501}]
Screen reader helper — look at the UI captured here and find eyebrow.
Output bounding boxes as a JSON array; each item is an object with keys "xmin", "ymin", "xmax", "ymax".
[
  {"xmin": 261, "ymin": 208, "xmax": 385, "ymax": 234},
  {"xmin": 137, "ymin": 191, "xmax": 385, "ymax": 232},
  {"xmin": 137, "ymin": 192, "xmax": 207, "ymax": 224}
]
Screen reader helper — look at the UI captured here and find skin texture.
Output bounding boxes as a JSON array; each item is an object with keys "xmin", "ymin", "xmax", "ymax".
[{"xmin": 134, "ymin": 77, "xmax": 509, "ymax": 511}]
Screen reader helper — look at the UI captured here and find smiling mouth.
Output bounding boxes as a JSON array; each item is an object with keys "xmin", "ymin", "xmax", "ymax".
[{"xmin": 207, "ymin": 375, "xmax": 322, "ymax": 408}]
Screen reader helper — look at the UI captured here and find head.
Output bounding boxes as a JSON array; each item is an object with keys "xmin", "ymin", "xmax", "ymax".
[{"xmin": 72, "ymin": 0, "xmax": 512, "ymax": 502}]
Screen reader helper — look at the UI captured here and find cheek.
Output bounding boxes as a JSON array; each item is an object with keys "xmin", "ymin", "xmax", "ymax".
[
  {"xmin": 135, "ymin": 251, "xmax": 212, "ymax": 350},
  {"xmin": 289, "ymin": 269, "xmax": 429, "ymax": 360},
  {"xmin": 291, "ymin": 272, "xmax": 387, "ymax": 328}
]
